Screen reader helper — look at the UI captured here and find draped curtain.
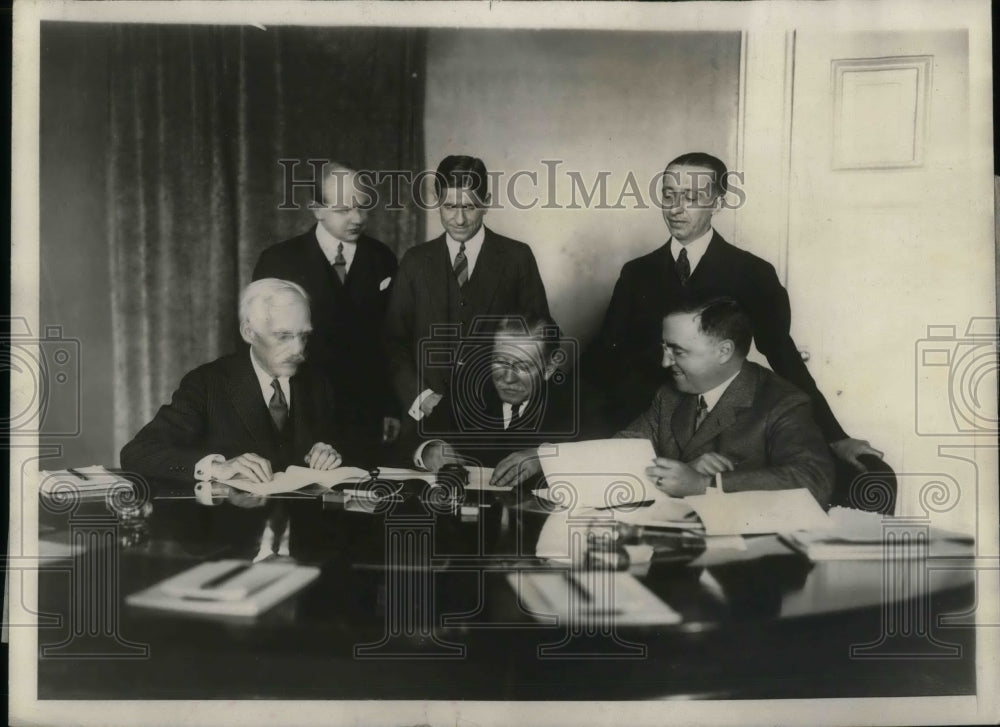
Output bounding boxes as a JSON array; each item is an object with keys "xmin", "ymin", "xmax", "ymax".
[{"xmin": 106, "ymin": 25, "xmax": 425, "ymax": 451}]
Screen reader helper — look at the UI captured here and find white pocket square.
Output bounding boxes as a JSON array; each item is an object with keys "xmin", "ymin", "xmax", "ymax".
[{"xmin": 379, "ymin": 277, "xmax": 392, "ymax": 291}]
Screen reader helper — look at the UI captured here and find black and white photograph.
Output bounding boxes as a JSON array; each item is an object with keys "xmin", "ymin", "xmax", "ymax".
[{"xmin": 8, "ymin": 1, "xmax": 999, "ymax": 725}]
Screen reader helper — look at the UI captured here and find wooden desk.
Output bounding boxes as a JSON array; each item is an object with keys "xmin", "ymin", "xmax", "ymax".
[{"xmin": 36, "ymin": 484, "xmax": 976, "ymax": 700}]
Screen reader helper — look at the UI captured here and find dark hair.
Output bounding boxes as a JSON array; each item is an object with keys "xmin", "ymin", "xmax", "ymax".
[
  {"xmin": 435, "ymin": 155, "xmax": 489, "ymax": 202},
  {"xmin": 669, "ymin": 296, "xmax": 752, "ymax": 356},
  {"xmin": 665, "ymin": 152, "xmax": 729, "ymax": 194},
  {"xmin": 495, "ymin": 314, "xmax": 562, "ymax": 362}
]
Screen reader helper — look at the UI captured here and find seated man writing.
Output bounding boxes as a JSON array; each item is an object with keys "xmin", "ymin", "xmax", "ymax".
[
  {"xmin": 121, "ymin": 278, "xmax": 347, "ymax": 484},
  {"xmin": 615, "ymin": 297, "xmax": 834, "ymax": 507},
  {"xmin": 412, "ymin": 315, "xmax": 576, "ymax": 489}
]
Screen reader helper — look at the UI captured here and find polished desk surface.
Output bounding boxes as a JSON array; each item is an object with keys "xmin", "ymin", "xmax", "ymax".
[{"xmin": 37, "ymin": 478, "xmax": 976, "ymax": 700}]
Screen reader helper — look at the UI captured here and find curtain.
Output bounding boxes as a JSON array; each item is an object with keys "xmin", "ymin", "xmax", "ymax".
[{"xmin": 106, "ymin": 25, "xmax": 425, "ymax": 451}]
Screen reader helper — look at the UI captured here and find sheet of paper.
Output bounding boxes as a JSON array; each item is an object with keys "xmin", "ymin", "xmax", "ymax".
[
  {"xmin": 685, "ymin": 488, "xmax": 831, "ymax": 536},
  {"xmin": 466, "ymin": 467, "xmax": 510, "ymax": 491},
  {"xmin": 538, "ymin": 438, "xmax": 666, "ymax": 509},
  {"xmin": 39, "ymin": 465, "xmax": 133, "ymax": 493},
  {"xmin": 218, "ymin": 465, "xmax": 370, "ymax": 496}
]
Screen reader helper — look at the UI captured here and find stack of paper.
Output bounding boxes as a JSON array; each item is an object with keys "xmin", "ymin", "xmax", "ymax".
[
  {"xmin": 39, "ymin": 465, "xmax": 134, "ymax": 501},
  {"xmin": 782, "ymin": 507, "xmax": 974, "ymax": 561},
  {"xmin": 509, "ymin": 570, "xmax": 681, "ymax": 625},
  {"xmin": 126, "ymin": 559, "xmax": 320, "ymax": 618},
  {"xmin": 537, "ymin": 439, "xmax": 667, "ymax": 509},
  {"xmin": 685, "ymin": 488, "xmax": 832, "ymax": 536}
]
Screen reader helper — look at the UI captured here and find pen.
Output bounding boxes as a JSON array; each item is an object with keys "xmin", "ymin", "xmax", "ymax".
[
  {"xmin": 200, "ymin": 562, "xmax": 253, "ymax": 589},
  {"xmin": 67, "ymin": 467, "xmax": 90, "ymax": 481}
]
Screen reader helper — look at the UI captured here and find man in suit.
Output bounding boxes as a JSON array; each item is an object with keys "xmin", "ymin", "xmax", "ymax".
[
  {"xmin": 411, "ymin": 315, "xmax": 576, "ymax": 489},
  {"xmin": 253, "ymin": 163, "xmax": 399, "ymax": 451},
  {"xmin": 587, "ymin": 151, "xmax": 881, "ymax": 469},
  {"xmin": 120, "ymin": 278, "xmax": 346, "ymax": 483},
  {"xmin": 384, "ymin": 155, "xmax": 550, "ymax": 431},
  {"xmin": 615, "ymin": 298, "xmax": 834, "ymax": 507}
]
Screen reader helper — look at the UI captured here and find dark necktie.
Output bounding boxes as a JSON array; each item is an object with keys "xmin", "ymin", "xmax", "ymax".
[
  {"xmin": 508, "ymin": 402, "xmax": 523, "ymax": 430},
  {"xmin": 676, "ymin": 247, "xmax": 691, "ymax": 285},
  {"xmin": 693, "ymin": 395, "xmax": 708, "ymax": 433},
  {"xmin": 453, "ymin": 242, "xmax": 468, "ymax": 287},
  {"xmin": 269, "ymin": 378, "xmax": 288, "ymax": 431},
  {"xmin": 333, "ymin": 242, "xmax": 347, "ymax": 284}
]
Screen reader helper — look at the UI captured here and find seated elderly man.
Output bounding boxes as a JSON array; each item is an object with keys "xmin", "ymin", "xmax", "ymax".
[
  {"xmin": 615, "ymin": 297, "xmax": 834, "ymax": 507},
  {"xmin": 121, "ymin": 278, "xmax": 346, "ymax": 484},
  {"xmin": 411, "ymin": 314, "xmax": 577, "ymax": 488}
]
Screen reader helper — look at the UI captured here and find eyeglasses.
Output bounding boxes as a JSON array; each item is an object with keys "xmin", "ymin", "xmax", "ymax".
[{"xmin": 661, "ymin": 190, "xmax": 718, "ymax": 208}]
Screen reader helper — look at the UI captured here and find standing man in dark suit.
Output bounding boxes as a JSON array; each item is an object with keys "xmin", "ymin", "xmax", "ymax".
[
  {"xmin": 254, "ymin": 163, "xmax": 399, "ymax": 453},
  {"xmin": 587, "ymin": 151, "xmax": 880, "ymax": 468},
  {"xmin": 120, "ymin": 278, "xmax": 345, "ymax": 483},
  {"xmin": 410, "ymin": 314, "xmax": 577, "ymax": 488},
  {"xmin": 615, "ymin": 298, "xmax": 835, "ymax": 507},
  {"xmin": 384, "ymin": 155, "xmax": 550, "ymax": 430}
]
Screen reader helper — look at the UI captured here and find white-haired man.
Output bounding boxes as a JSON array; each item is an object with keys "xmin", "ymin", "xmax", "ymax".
[{"xmin": 121, "ymin": 278, "xmax": 346, "ymax": 483}]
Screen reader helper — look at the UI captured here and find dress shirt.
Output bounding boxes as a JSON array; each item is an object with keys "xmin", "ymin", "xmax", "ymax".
[
  {"xmin": 445, "ymin": 225, "xmax": 485, "ymax": 278},
  {"xmin": 502, "ymin": 400, "xmax": 528, "ymax": 430},
  {"xmin": 669, "ymin": 227, "xmax": 714, "ymax": 274},
  {"xmin": 315, "ymin": 224, "xmax": 357, "ymax": 274}
]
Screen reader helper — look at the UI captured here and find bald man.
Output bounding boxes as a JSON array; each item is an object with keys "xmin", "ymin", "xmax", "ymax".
[{"xmin": 254, "ymin": 164, "xmax": 399, "ymax": 453}]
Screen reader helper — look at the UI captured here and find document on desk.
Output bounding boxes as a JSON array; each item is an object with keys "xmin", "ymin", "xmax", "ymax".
[
  {"xmin": 39, "ymin": 465, "xmax": 134, "ymax": 499},
  {"xmin": 685, "ymin": 488, "xmax": 831, "ymax": 536},
  {"xmin": 216, "ymin": 465, "xmax": 370, "ymax": 496},
  {"xmin": 537, "ymin": 438, "xmax": 666, "ymax": 508}
]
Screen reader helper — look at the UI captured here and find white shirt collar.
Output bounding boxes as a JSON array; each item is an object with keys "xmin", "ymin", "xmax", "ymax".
[
  {"xmin": 445, "ymin": 225, "xmax": 486, "ymax": 277},
  {"xmin": 315, "ymin": 224, "xmax": 357, "ymax": 273},
  {"xmin": 669, "ymin": 227, "xmax": 714, "ymax": 273},
  {"xmin": 700, "ymin": 368, "xmax": 741, "ymax": 412},
  {"xmin": 502, "ymin": 399, "xmax": 529, "ymax": 430},
  {"xmin": 249, "ymin": 350, "xmax": 291, "ymax": 409}
]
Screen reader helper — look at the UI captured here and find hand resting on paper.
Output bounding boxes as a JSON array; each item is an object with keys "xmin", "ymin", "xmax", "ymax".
[
  {"xmin": 645, "ymin": 457, "xmax": 711, "ymax": 497},
  {"xmin": 304, "ymin": 442, "xmax": 342, "ymax": 470},
  {"xmin": 209, "ymin": 453, "xmax": 274, "ymax": 483},
  {"xmin": 490, "ymin": 448, "xmax": 542, "ymax": 489}
]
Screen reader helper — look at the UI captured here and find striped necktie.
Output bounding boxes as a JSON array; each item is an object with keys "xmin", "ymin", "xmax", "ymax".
[
  {"xmin": 693, "ymin": 395, "xmax": 708, "ymax": 433},
  {"xmin": 269, "ymin": 379, "xmax": 288, "ymax": 431},
  {"xmin": 676, "ymin": 247, "xmax": 690, "ymax": 285},
  {"xmin": 453, "ymin": 242, "xmax": 468, "ymax": 287}
]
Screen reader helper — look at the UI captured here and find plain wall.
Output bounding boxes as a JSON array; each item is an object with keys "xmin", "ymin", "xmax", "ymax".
[{"xmin": 424, "ymin": 29, "xmax": 742, "ymax": 351}]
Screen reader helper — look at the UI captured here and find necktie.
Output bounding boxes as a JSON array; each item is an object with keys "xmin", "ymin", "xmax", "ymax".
[
  {"xmin": 693, "ymin": 395, "xmax": 708, "ymax": 432},
  {"xmin": 269, "ymin": 378, "xmax": 288, "ymax": 431},
  {"xmin": 453, "ymin": 242, "xmax": 468, "ymax": 287},
  {"xmin": 676, "ymin": 247, "xmax": 691, "ymax": 285},
  {"xmin": 333, "ymin": 242, "xmax": 347, "ymax": 283},
  {"xmin": 508, "ymin": 402, "xmax": 523, "ymax": 430}
]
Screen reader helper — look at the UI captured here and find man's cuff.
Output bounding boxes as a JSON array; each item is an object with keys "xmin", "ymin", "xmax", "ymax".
[
  {"xmin": 407, "ymin": 389, "xmax": 436, "ymax": 421},
  {"xmin": 413, "ymin": 439, "xmax": 447, "ymax": 470},
  {"xmin": 715, "ymin": 472, "xmax": 724, "ymax": 493},
  {"xmin": 194, "ymin": 454, "xmax": 224, "ymax": 481}
]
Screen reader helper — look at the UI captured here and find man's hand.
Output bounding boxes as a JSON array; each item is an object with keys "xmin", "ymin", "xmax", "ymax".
[
  {"xmin": 491, "ymin": 449, "xmax": 542, "ymax": 489},
  {"xmin": 645, "ymin": 457, "xmax": 710, "ymax": 497},
  {"xmin": 382, "ymin": 416, "xmax": 401, "ymax": 443},
  {"xmin": 305, "ymin": 442, "xmax": 342, "ymax": 470},
  {"xmin": 421, "ymin": 441, "xmax": 462, "ymax": 472},
  {"xmin": 420, "ymin": 392, "xmax": 444, "ymax": 417},
  {"xmin": 688, "ymin": 452, "xmax": 736, "ymax": 476},
  {"xmin": 830, "ymin": 437, "xmax": 885, "ymax": 470},
  {"xmin": 210, "ymin": 453, "xmax": 273, "ymax": 483}
]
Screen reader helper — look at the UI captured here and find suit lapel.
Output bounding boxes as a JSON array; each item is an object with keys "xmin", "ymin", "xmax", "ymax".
[
  {"xmin": 670, "ymin": 393, "xmax": 699, "ymax": 451},
  {"xmin": 304, "ymin": 232, "xmax": 349, "ymax": 303},
  {"xmin": 682, "ymin": 364, "xmax": 757, "ymax": 458},
  {"xmin": 687, "ymin": 230, "xmax": 725, "ymax": 285},
  {"xmin": 226, "ymin": 354, "xmax": 275, "ymax": 450},
  {"xmin": 465, "ymin": 228, "xmax": 504, "ymax": 310},
  {"xmin": 426, "ymin": 236, "xmax": 454, "ymax": 319}
]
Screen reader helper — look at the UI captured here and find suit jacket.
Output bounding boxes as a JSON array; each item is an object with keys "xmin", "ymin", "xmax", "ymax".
[
  {"xmin": 252, "ymin": 228, "xmax": 398, "ymax": 426},
  {"xmin": 383, "ymin": 227, "xmax": 550, "ymax": 410},
  {"xmin": 615, "ymin": 362, "xmax": 835, "ymax": 507},
  {"xmin": 120, "ymin": 352, "xmax": 348, "ymax": 482},
  {"xmin": 585, "ymin": 231, "xmax": 846, "ymax": 442},
  {"xmin": 415, "ymin": 375, "xmax": 578, "ymax": 468}
]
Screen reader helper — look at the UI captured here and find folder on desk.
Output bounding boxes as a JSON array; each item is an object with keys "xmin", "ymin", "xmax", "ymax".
[
  {"xmin": 126, "ymin": 560, "xmax": 320, "ymax": 618},
  {"xmin": 39, "ymin": 465, "xmax": 134, "ymax": 501}
]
